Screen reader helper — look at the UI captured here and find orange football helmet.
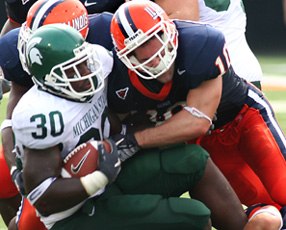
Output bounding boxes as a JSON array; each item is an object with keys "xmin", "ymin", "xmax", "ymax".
[
  {"xmin": 110, "ymin": 0, "xmax": 178, "ymax": 79},
  {"xmin": 18, "ymin": 0, "xmax": 89, "ymax": 73}
]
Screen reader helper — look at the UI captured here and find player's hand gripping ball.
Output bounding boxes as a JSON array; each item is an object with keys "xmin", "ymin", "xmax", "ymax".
[{"xmin": 61, "ymin": 141, "xmax": 111, "ymax": 178}]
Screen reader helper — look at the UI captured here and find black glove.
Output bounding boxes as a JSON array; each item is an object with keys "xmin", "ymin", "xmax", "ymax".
[
  {"xmin": 110, "ymin": 133, "xmax": 141, "ymax": 162},
  {"xmin": 97, "ymin": 139, "xmax": 121, "ymax": 183},
  {"xmin": 11, "ymin": 167, "xmax": 26, "ymax": 196}
]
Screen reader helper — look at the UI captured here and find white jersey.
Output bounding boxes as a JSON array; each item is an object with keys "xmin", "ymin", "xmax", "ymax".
[
  {"xmin": 199, "ymin": 0, "xmax": 263, "ymax": 82},
  {"xmin": 12, "ymin": 45, "xmax": 113, "ymax": 229}
]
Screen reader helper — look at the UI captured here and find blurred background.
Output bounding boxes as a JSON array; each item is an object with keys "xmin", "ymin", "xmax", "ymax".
[
  {"xmin": 1, "ymin": 0, "xmax": 286, "ymax": 54},
  {"xmin": 243, "ymin": 0, "xmax": 286, "ymax": 54},
  {"xmin": 0, "ymin": 1, "xmax": 6, "ymax": 31}
]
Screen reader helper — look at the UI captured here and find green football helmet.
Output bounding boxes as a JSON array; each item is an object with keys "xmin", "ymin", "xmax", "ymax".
[{"xmin": 25, "ymin": 23, "xmax": 104, "ymax": 102}]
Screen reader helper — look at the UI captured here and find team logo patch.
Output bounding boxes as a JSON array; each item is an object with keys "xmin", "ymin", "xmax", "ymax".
[
  {"xmin": 22, "ymin": 0, "xmax": 31, "ymax": 5},
  {"xmin": 84, "ymin": 0, "xmax": 97, "ymax": 7},
  {"xmin": 64, "ymin": 12, "xmax": 88, "ymax": 33},
  {"xmin": 71, "ymin": 150, "xmax": 91, "ymax": 174},
  {"xmin": 116, "ymin": 87, "xmax": 129, "ymax": 100},
  {"xmin": 26, "ymin": 37, "xmax": 43, "ymax": 66},
  {"xmin": 177, "ymin": 68, "xmax": 186, "ymax": 75}
]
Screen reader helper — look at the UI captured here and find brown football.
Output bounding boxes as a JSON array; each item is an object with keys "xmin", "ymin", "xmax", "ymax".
[{"xmin": 61, "ymin": 141, "xmax": 111, "ymax": 178}]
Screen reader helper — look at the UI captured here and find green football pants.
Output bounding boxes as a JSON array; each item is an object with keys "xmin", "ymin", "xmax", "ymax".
[{"xmin": 52, "ymin": 143, "xmax": 210, "ymax": 230}]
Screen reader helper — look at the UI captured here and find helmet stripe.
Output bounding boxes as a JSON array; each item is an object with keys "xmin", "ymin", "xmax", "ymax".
[
  {"xmin": 30, "ymin": 0, "xmax": 65, "ymax": 32},
  {"xmin": 116, "ymin": 6, "xmax": 138, "ymax": 38}
]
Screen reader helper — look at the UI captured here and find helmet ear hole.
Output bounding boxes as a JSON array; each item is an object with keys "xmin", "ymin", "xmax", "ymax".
[{"xmin": 110, "ymin": 0, "xmax": 178, "ymax": 80}]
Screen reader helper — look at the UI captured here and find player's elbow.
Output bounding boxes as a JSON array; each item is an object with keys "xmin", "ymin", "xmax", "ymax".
[{"xmin": 189, "ymin": 121, "xmax": 211, "ymax": 138}]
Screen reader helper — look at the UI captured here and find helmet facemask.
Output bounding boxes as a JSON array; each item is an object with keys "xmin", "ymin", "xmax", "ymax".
[{"xmin": 18, "ymin": 22, "xmax": 33, "ymax": 74}]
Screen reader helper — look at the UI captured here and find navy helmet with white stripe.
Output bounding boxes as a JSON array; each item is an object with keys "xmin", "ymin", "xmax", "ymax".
[
  {"xmin": 110, "ymin": 0, "xmax": 178, "ymax": 80},
  {"xmin": 18, "ymin": 0, "xmax": 89, "ymax": 74}
]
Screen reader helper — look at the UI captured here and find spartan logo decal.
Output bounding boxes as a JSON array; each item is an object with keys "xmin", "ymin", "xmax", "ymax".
[
  {"xmin": 116, "ymin": 87, "xmax": 129, "ymax": 100},
  {"xmin": 26, "ymin": 37, "xmax": 43, "ymax": 66}
]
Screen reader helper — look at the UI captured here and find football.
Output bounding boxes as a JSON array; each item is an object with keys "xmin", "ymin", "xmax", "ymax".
[{"xmin": 61, "ymin": 140, "xmax": 111, "ymax": 178}]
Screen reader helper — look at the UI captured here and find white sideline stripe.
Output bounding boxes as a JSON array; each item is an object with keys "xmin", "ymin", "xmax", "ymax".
[{"xmin": 248, "ymin": 89, "xmax": 286, "ymax": 148}]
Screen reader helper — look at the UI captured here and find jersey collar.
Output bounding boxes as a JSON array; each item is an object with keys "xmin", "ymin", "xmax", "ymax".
[{"xmin": 128, "ymin": 70, "xmax": 173, "ymax": 101}]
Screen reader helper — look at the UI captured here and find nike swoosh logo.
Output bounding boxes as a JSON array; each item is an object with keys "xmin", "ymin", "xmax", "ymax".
[
  {"xmin": 177, "ymin": 69, "xmax": 186, "ymax": 75},
  {"xmin": 88, "ymin": 206, "xmax": 95, "ymax": 216},
  {"xmin": 71, "ymin": 150, "xmax": 90, "ymax": 174},
  {"xmin": 84, "ymin": 0, "xmax": 97, "ymax": 7}
]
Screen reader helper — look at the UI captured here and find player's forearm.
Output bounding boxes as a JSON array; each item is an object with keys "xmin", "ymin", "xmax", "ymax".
[
  {"xmin": 23, "ymin": 146, "xmax": 91, "ymax": 215},
  {"xmin": 2, "ymin": 82, "xmax": 30, "ymax": 169},
  {"xmin": 33, "ymin": 177, "xmax": 90, "ymax": 216},
  {"xmin": 135, "ymin": 110, "xmax": 209, "ymax": 148},
  {"xmin": 0, "ymin": 19, "xmax": 20, "ymax": 37},
  {"xmin": 1, "ymin": 127, "xmax": 16, "ymax": 170},
  {"xmin": 6, "ymin": 82, "xmax": 30, "ymax": 119}
]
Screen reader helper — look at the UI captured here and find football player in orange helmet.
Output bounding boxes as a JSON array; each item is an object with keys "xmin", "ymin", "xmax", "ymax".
[
  {"xmin": 115, "ymin": 1, "xmax": 285, "ymax": 229},
  {"xmin": 1, "ymin": 0, "xmax": 125, "ymax": 37},
  {"xmin": 108, "ymin": 1, "xmax": 286, "ymax": 229},
  {"xmin": 18, "ymin": 0, "xmax": 89, "ymax": 74}
]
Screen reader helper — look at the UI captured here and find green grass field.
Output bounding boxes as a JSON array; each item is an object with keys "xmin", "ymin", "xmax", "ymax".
[{"xmin": 0, "ymin": 54, "xmax": 285, "ymax": 229}]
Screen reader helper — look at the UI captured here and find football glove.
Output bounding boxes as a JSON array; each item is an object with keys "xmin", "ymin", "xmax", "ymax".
[
  {"xmin": 97, "ymin": 139, "xmax": 121, "ymax": 183},
  {"xmin": 10, "ymin": 166, "xmax": 26, "ymax": 196},
  {"xmin": 110, "ymin": 133, "xmax": 141, "ymax": 162}
]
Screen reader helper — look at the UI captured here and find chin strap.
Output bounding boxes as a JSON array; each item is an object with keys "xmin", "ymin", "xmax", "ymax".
[{"xmin": 184, "ymin": 106, "xmax": 212, "ymax": 125}]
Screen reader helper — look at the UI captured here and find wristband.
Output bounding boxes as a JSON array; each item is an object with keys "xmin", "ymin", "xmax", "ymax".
[
  {"xmin": 27, "ymin": 177, "xmax": 56, "ymax": 205},
  {"xmin": 80, "ymin": 171, "xmax": 108, "ymax": 196},
  {"xmin": 184, "ymin": 106, "xmax": 212, "ymax": 125},
  {"xmin": 1, "ymin": 119, "xmax": 12, "ymax": 132}
]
